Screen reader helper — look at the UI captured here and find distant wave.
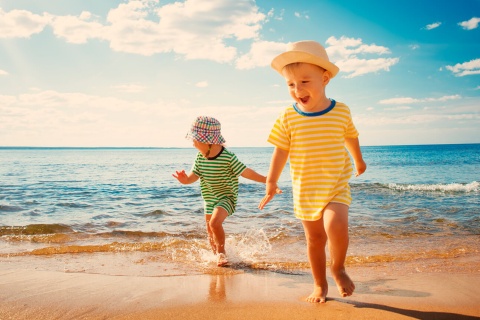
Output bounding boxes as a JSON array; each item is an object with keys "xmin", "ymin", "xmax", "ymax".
[
  {"xmin": 0, "ymin": 204, "xmax": 23, "ymax": 212},
  {"xmin": 387, "ymin": 181, "xmax": 479, "ymax": 193}
]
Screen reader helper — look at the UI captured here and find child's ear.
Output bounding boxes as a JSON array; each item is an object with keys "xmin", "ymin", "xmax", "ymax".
[{"xmin": 323, "ymin": 71, "xmax": 332, "ymax": 86}]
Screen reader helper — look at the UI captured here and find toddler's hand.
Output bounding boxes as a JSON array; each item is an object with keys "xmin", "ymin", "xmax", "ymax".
[{"xmin": 172, "ymin": 170, "xmax": 188, "ymax": 184}]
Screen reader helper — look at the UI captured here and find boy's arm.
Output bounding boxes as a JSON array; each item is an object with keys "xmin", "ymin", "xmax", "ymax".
[
  {"xmin": 172, "ymin": 170, "xmax": 199, "ymax": 184},
  {"xmin": 258, "ymin": 147, "xmax": 289, "ymax": 210},
  {"xmin": 345, "ymin": 137, "xmax": 367, "ymax": 177},
  {"xmin": 241, "ymin": 168, "xmax": 267, "ymax": 183}
]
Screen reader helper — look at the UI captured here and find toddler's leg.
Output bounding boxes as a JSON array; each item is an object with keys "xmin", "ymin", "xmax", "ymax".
[
  {"xmin": 205, "ymin": 215, "xmax": 217, "ymax": 254},
  {"xmin": 301, "ymin": 219, "xmax": 328, "ymax": 303},
  {"xmin": 208, "ymin": 207, "xmax": 228, "ymax": 254},
  {"xmin": 323, "ymin": 202, "xmax": 355, "ymax": 297}
]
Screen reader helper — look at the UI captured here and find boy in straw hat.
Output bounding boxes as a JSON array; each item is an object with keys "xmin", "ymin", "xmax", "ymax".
[
  {"xmin": 259, "ymin": 41, "xmax": 367, "ymax": 302},
  {"xmin": 173, "ymin": 116, "xmax": 275, "ymax": 267}
]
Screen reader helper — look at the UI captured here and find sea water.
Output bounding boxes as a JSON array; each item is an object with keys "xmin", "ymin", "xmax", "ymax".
[{"xmin": 0, "ymin": 144, "xmax": 478, "ymax": 275}]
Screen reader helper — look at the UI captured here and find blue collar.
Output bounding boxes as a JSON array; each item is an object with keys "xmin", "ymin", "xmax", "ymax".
[{"xmin": 293, "ymin": 99, "xmax": 336, "ymax": 116}]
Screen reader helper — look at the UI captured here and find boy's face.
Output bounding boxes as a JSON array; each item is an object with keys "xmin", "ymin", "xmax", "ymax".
[{"xmin": 282, "ymin": 63, "xmax": 330, "ymax": 113}]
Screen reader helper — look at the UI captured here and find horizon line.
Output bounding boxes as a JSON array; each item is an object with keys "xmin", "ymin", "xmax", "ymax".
[{"xmin": 0, "ymin": 142, "xmax": 479, "ymax": 150}]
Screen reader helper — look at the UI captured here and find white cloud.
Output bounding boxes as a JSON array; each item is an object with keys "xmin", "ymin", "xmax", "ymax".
[
  {"xmin": 383, "ymin": 106, "xmax": 412, "ymax": 111},
  {"xmin": 433, "ymin": 95, "xmax": 462, "ymax": 102},
  {"xmin": 103, "ymin": 0, "xmax": 265, "ymax": 61},
  {"xmin": 294, "ymin": 12, "xmax": 309, "ymax": 19},
  {"xmin": 379, "ymin": 95, "xmax": 461, "ymax": 105},
  {"xmin": 0, "ymin": 0, "xmax": 266, "ymax": 63},
  {"xmin": 446, "ymin": 58, "xmax": 480, "ymax": 76},
  {"xmin": 0, "ymin": 8, "xmax": 51, "ymax": 38},
  {"xmin": 273, "ymin": 8, "xmax": 284, "ymax": 21},
  {"xmin": 336, "ymin": 57, "xmax": 399, "ymax": 78},
  {"xmin": 0, "ymin": 89, "xmax": 192, "ymax": 146},
  {"xmin": 0, "ymin": 88, "xmax": 282, "ymax": 147},
  {"xmin": 458, "ymin": 17, "xmax": 480, "ymax": 30},
  {"xmin": 409, "ymin": 44, "xmax": 420, "ymax": 50},
  {"xmin": 235, "ymin": 40, "xmax": 286, "ymax": 69},
  {"xmin": 195, "ymin": 81, "xmax": 208, "ymax": 88},
  {"xmin": 379, "ymin": 97, "xmax": 419, "ymax": 105},
  {"xmin": 0, "ymin": 94, "xmax": 16, "ymax": 105},
  {"xmin": 425, "ymin": 22, "xmax": 441, "ymax": 30},
  {"xmin": 355, "ymin": 113, "xmax": 479, "ymax": 126},
  {"xmin": 0, "ymin": 69, "xmax": 8, "ymax": 76},
  {"xmin": 240, "ymin": 36, "xmax": 400, "ymax": 76},
  {"xmin": 51, "ymin": 13, "xmax": 107, "ymax": 44},
  {"xmin": 326, "ymin": 36, "xmax": 399, "ymax": 78},
  {"xmin": 79, "ymin": 11, "xmax": 93, "ymax": 20},
  {"xmin": 111, "ymin": 84, "xmax": 147, "ymax": 93}
]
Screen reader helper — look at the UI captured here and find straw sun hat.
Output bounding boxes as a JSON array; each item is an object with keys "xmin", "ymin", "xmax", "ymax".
[
  {"xmin": 271, "ymin": 40, "xmax": 339, "ymax": 78},
  {"xmin": 186, "ymin": 116, "xmax": 225, "ymax": 145}
]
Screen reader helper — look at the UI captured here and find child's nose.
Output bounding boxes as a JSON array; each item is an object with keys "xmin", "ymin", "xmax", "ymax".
[{"xmin": 295, "ymin": 85, "xmax": 303, "ymax": 95}]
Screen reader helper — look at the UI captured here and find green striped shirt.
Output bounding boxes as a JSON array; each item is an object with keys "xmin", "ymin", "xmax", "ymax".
[{"xmin": 192, "ymin": 148, "xmax": 246, "ymax": 215}]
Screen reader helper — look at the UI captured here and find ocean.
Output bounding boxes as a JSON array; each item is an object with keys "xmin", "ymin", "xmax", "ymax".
[{"xmin": 0, "ymin": 144, "xmax": 478, "ymax": 276}]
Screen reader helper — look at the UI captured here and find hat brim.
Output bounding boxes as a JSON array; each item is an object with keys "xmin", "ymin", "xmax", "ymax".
[
  {"xmin": 186, "ymin": 131, "xmax": 225, "ymax": 145},
  {"xmin": 271, "ymin": 51, "xmax": 339, "ymax": 78}
]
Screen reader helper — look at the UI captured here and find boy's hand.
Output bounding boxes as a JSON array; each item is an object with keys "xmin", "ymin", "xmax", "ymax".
[
  {"xmin": 354, "ymin": 159, "xmax": 367, "ymax": 177},
  {"xmin": 258, "ymin": 182, "xmax": 282, "ymax": 210}
]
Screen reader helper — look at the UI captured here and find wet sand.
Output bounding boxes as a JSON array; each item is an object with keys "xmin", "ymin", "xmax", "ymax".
[{"xmin": 1, "ymin": 255, "xmax": 479, "ymax": 320}]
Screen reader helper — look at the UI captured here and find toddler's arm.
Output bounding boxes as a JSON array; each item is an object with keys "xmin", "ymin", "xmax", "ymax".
[
  {"xmin": 345, "ymin": 137, "xmax": 367, "ymax": 177},
  {"xmin": 241, "ymin": 168, "xmax": 267, "ymax": 183},
  {"xmin": 258, "ymin": 147, "xmax": 289, "ymax": 210},
  {"xmin": 172, "ymin": 170, "xmax": 199, "ymax": 184}
]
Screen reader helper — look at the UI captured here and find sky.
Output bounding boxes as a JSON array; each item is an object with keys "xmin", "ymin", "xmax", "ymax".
[{"xmin": 0, "ymin": 0, "xmax": 479, "ymax": 148}]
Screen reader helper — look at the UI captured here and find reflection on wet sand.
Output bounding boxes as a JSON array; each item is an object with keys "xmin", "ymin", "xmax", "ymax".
[{"xmin": 208, "ymin": 275, "xmax": 226, "ymax": 302}]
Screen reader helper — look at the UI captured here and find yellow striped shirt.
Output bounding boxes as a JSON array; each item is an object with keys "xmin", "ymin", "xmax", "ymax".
[{"xmin": 268, "ymin": 100, "xmax": 359, "ymax": 221}]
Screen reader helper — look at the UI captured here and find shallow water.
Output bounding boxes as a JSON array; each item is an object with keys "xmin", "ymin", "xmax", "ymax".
[{"xmin": 1, "ymin": 145, "xmax": 479, "ymax": 275}]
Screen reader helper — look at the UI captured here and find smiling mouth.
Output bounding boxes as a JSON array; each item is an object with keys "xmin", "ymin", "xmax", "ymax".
[{"xmin": 299, "ymin": 96, "xmax": 309, "ymax": 104}]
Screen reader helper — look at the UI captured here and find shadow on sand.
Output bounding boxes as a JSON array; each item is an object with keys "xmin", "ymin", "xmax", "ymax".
[{"xmin": 342, "ymin": 300, "xmax": 480, "ymax": 320}]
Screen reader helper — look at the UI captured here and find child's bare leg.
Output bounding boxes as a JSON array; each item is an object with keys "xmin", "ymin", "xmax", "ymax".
[
  {"xmin": 208, "ymin": 207, "xmax": 228, "ymax": 254},
  {"xmin": 302, "ymin": 219, "xmax": 328, "ymax": 303},
  {"xmin": 205, "ymin": 215, "xmax": 217, "ymax": 254},
  {"xmin": 323, "ymin": 202, "xmax": 355, "ymax": 297}
]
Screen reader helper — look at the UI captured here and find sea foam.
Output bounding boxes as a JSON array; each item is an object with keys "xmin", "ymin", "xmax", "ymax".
[{"xmin": 388, "ymin": 181, "xmax": 478, "ymax": 192}]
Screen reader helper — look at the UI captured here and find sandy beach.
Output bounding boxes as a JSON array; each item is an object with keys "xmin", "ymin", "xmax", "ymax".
[{"xmin": 1, "ymin": 254, "xmax": 479, "ymax": 320}]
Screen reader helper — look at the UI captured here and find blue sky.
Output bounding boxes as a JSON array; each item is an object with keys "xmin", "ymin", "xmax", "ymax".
[{"xmin": 0, "ymin": 0, "xmax": 479, "ymax": 147}]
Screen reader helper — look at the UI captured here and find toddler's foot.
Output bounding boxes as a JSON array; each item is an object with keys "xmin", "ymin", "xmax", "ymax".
[
  {"xmin": 217, "ymin": 253, "xmax": 228, "ymax": 267},
  {"xmin": 332, "ymin": 269, "xmax": 355, "ymax": 297},
  {"xmin": 306, "ymin": 283, "xmax": 328, "ymax": 303}
]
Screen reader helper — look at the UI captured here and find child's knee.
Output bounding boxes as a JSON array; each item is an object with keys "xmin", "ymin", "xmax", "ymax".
[
  {"xmin": 208, "ymin": 217, "xmax": 223, "ymax": 230},
  {"xmin": 306, "ymin": 234, "xmax": 327, "ymax": 246}
]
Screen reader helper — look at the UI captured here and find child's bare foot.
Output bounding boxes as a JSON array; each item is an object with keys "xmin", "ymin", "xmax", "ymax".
[
  {"xmin": 306, "ymin": 283, "xmax": 328, "ymax": 303},
  {"xmin": 217, "ymin": 253, "xmax": 228, "ymax": 267},
  {"xmin": 332, "ymin": 269, "xmax": 355, "ymax": 297}
]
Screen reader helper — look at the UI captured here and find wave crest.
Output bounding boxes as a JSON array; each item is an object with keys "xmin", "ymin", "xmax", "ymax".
[{"xmin": 387, "ymin": 181, "xmax": 478, "ymax": 193}]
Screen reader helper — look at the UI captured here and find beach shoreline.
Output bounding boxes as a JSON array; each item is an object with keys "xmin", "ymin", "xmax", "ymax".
[
  {"xmin": 1, "ymin": 145, "xmax": 479, "ymax": 319},
  {"xmin": 1, "ymin": 255, "xmax": 479, "ymax": 320}
]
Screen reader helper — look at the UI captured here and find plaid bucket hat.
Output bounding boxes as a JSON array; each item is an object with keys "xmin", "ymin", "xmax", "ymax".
[{"xmin": 186, "ymin": 116, "xmax": 225, "ymax": 145}]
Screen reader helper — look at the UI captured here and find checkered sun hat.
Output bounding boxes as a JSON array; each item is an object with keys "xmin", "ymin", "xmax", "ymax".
[{"xmin": 186, "ymin": 116, "xmax": 225, "ymax": 145}]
